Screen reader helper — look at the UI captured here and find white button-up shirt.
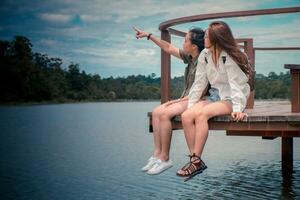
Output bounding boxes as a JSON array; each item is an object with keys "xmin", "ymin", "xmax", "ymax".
[{"xmin": 188, "ymin": 48, "xmax": 250, "ymax": 112}]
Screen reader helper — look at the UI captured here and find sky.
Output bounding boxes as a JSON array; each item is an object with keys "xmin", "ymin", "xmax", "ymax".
[{"xmin": 0, "ymin": 0, "xmax": 300, "ymax": 78}]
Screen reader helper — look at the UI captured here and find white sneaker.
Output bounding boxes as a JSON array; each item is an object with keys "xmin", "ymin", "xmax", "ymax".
[
  {"xmin": 141, "ymin": 156, "xmax": 159, "ymax": 172},
  {"xmin": 147, "ymin": 159, "xmax": 173, "ymax": 175}
]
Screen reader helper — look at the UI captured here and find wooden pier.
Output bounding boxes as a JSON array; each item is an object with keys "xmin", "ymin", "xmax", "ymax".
[{"xmin": 147, "ymin": 7, "xmax": 300, "ymax": 174}]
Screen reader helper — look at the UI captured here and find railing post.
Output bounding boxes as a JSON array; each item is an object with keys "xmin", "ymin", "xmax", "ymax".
[
  {"xmin": 284, "ymin": 64, "xmax": 300, "ymax": 112},
  {"xmin": 244, "ymin": 39, "xmax": 254, "ymax": 67},
  {"xmin": 244, "ymin": 39, "xmax": 255, "ymax": 109},
  {"xmin": 161, "ymin": 30, "xmax": 171, "ymax": 104},
  {"xmin": 281, "ymin": 64, "xmax": 300, "ymax": 174}
]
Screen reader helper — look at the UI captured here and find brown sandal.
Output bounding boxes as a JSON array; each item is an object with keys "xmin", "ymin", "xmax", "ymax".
[
  {"xmin": 176, "ymin": 154, "xmax": 194, "ymax": 176},
  {"xmin": 176, "ymin": 153, "xmax": 207, "ymax": 181}
]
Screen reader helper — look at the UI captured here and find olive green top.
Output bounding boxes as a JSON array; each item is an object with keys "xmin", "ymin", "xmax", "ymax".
[{"xmin": 179, "ymin": 49, "xmax": 199, "ymax": 98}]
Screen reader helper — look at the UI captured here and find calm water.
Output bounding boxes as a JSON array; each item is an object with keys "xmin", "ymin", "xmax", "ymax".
[{"xmin": 0, "ymin": 102, "xmax": 299, "ymax": 200}]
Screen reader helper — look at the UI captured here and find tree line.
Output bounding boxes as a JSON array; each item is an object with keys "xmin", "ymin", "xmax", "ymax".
[{"xmin": 0, "ymin": 36, "xmax": 291, "ymax": 103}]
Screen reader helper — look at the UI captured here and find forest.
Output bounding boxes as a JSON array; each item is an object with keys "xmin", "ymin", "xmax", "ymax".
[{"xmin": 0, "ymin": 36, "xmax": 291, "ymax": 103}]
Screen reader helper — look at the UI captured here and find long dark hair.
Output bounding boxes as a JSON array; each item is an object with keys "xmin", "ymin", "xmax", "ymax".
[
  {"xmin": 189, "ymin": 27, "xmax": 205, "ymax": 53},
  {"xmin": 208, "ymin": 21, "xmax": 251, "ymax": 75}
]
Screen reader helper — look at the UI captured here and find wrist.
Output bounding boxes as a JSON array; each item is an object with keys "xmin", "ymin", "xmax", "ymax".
[{"xmin": 147, "ymin": 33, "xmax": 152, "ymax": 40}]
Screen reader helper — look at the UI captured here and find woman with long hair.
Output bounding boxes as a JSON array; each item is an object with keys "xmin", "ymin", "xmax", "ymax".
[
  {"xmin": 134, "ymin": 26, "xmax": 205, "ymax": 175},
  {"xmin": 176, "ymin": 21, "xmax": 251, "ymax": 181}
]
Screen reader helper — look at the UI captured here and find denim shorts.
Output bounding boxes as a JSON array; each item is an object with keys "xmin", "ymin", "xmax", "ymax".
[{"xmin": 207, "ymin": 88, "xmax": 231, "ymax": 102}]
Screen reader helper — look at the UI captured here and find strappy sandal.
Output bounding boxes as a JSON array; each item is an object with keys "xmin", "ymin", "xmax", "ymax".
[
  {"xmin": 176, "ymin": 154, "xmax": 195, "ymax": 176},
  {"xmin": 176, "ymin": 153, "xmax": 207, "ymax": 182}
]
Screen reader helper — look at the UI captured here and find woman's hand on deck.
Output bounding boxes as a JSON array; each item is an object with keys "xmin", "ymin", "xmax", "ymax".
[
  {"xmin": 133, "ymin": 26, "xmax": 149, "ymax": 39},
  {"xmin": 231, "ymin": 112, "xmax": 248, "ymax": 122}
]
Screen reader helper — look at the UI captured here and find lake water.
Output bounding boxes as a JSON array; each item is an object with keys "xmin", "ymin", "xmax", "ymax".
[{"xmin": 0, "ymin": 102, "xmax": 299, "ymax": 200}]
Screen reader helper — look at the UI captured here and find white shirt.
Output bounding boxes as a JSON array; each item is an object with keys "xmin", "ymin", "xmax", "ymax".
[{"xmin": 188, "ymin": 48, "xmax": 250, "ymax": 112}]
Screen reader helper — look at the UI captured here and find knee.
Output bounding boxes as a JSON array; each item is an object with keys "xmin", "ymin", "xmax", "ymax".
[
  {"xmin": 181, "ymin": 110, "xmax": 194, "ymax": 124},
  {"xmin": 159, "ymin": 110, "xmax": 171, "ymax": 121},
  {"xmin": 195, "ymin": 111, "xmax": 208, "ymax": 123},
  {"xmin": 152, "ymin": 107, "xmax": 162, "ymax": 118}
]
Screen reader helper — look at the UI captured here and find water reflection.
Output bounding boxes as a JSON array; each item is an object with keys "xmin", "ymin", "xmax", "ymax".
[
  {"xmin": 0, "ymin": 102, "xmax": 299, "ymax": 200},
  {"xmin": 281, "ymin": 172, "xmax": 295, "ymax": 200},
  {"xmin": 173, "ymin": 160, "xmax": 300, "ymax": 200}
]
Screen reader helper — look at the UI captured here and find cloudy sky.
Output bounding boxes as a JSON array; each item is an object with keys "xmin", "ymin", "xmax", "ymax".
[{"xmin": 0, "ymin": 0, "xmax": 300, "ymax": 78}]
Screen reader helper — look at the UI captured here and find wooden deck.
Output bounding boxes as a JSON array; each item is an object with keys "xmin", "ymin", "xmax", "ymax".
[
  {"xmin": 147, "ymin": 100, "xmax": 300, "ymax": 174},
  {"xmin": 148, "ymin": 101, "xmax": 300, "ymax": 136}
]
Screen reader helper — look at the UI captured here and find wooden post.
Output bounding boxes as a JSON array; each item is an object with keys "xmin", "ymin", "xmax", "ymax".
[
  {"xmin": 282, "ymin": 137, "xmax": 293, "ymax": 174},
  {"xmin": 160, "ymin": 30, "xmax": 171, "ymax": 104},
  {"xmin": 284, "ymin": 65, "xmax": 300, "ymax": 112},
  {"xmin": 281, "ymin": 64, "xmax": 300, "ymax": 173},
  {"xmin": 244, "ymin": 39, "xmax": 255, "ymax": 109}
]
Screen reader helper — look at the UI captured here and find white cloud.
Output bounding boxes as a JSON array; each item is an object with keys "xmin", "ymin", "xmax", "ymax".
[
  {"xmin": 98, "ymin": 0, "xmax": 259, "ymax": 23},
  {"xmin": 72, "ymin": 45, "xmax": 159, "ymax": 69},
  {"xmin": 36, "ymin": 39, "xmax": 58, "ymax": 47},
  {"xmin": 38, "ymin": 13, "xmax": 73, "ymax": 23},
  {"xmin": 80, "ymin": 14, "xmax": 112, "ymax": 23},
  {"xmin": 255, "ymin": 51, "xmax": 300, "ymax": 75},
  {"xmin": 42, "ymin": 0, "xmax": 261, "ymax": 24},
  {"xmin": 39, "ymin": 26, "xmax": 92, "ymax": 40},
  {"xmin": 234, "ymin": 19, "xmax": 300, "ymax": 46}
]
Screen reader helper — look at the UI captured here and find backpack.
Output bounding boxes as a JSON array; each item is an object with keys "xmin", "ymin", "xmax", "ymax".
[{"xmin": 204, "ymin": 56, "xmax": 255, "ymax": 91}]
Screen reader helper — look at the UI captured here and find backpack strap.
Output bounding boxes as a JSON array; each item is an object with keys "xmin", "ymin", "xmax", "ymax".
[
  {"xmin": 222, "ymin": 56, "xmax": 226, "ymax": 64},
  {"xmin": 204, "ymin": 56, "xmax": 226, "ymax": 64}
]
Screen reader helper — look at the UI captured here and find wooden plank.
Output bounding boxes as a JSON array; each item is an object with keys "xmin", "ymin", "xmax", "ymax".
[
  {"xmin": 227, "ymin": 130, "xmax": 300, "ymax": 137},
  {"xmin": 262, "ymin": 136, "xmax": 277, "ymax": 140},
  {"xmin": 149, "ymin": 101, "xmax": 300, "ymax": 122},
  {"xmin": 285, "ymin": 64, "xmax": 300, "ymax": 70},
  {"xmin": 208, "ymin": 122, "xmax": 300, "ymax": 132},
  {"xmin": 150, "ymin": 118, "xmax": 300, "ymax": 132},
  {"xmin": 148, "ymin": 101, "xmax": 300, "ymax": 134}
]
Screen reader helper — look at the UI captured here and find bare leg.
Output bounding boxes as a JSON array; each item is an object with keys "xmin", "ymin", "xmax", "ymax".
[
  {"xmin": 158, "ymin": 99, "xmax": 188, "ymax": 161},
  {"xmin": 193, "ymin": 101, "xmax": 232, "ymax": 157},
  {"xmin": 177, "ymin": 100, "xmax": 232, "ymax": 175},
  {"xmin": 151, "ymin": 105, "xmax": 165, "ymax": 157},
  {"xmin": 176, "ymin": 100, "xmax": 209, "ymax": 175},
  {"xmin": 181, "ymin": 100, "xmax": 209, "ymax": 155}
]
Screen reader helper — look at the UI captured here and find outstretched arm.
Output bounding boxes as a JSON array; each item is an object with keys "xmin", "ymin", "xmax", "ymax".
[{"xmin": 133, "ymin": 26, "xmax": 181, "ymax": 59}]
